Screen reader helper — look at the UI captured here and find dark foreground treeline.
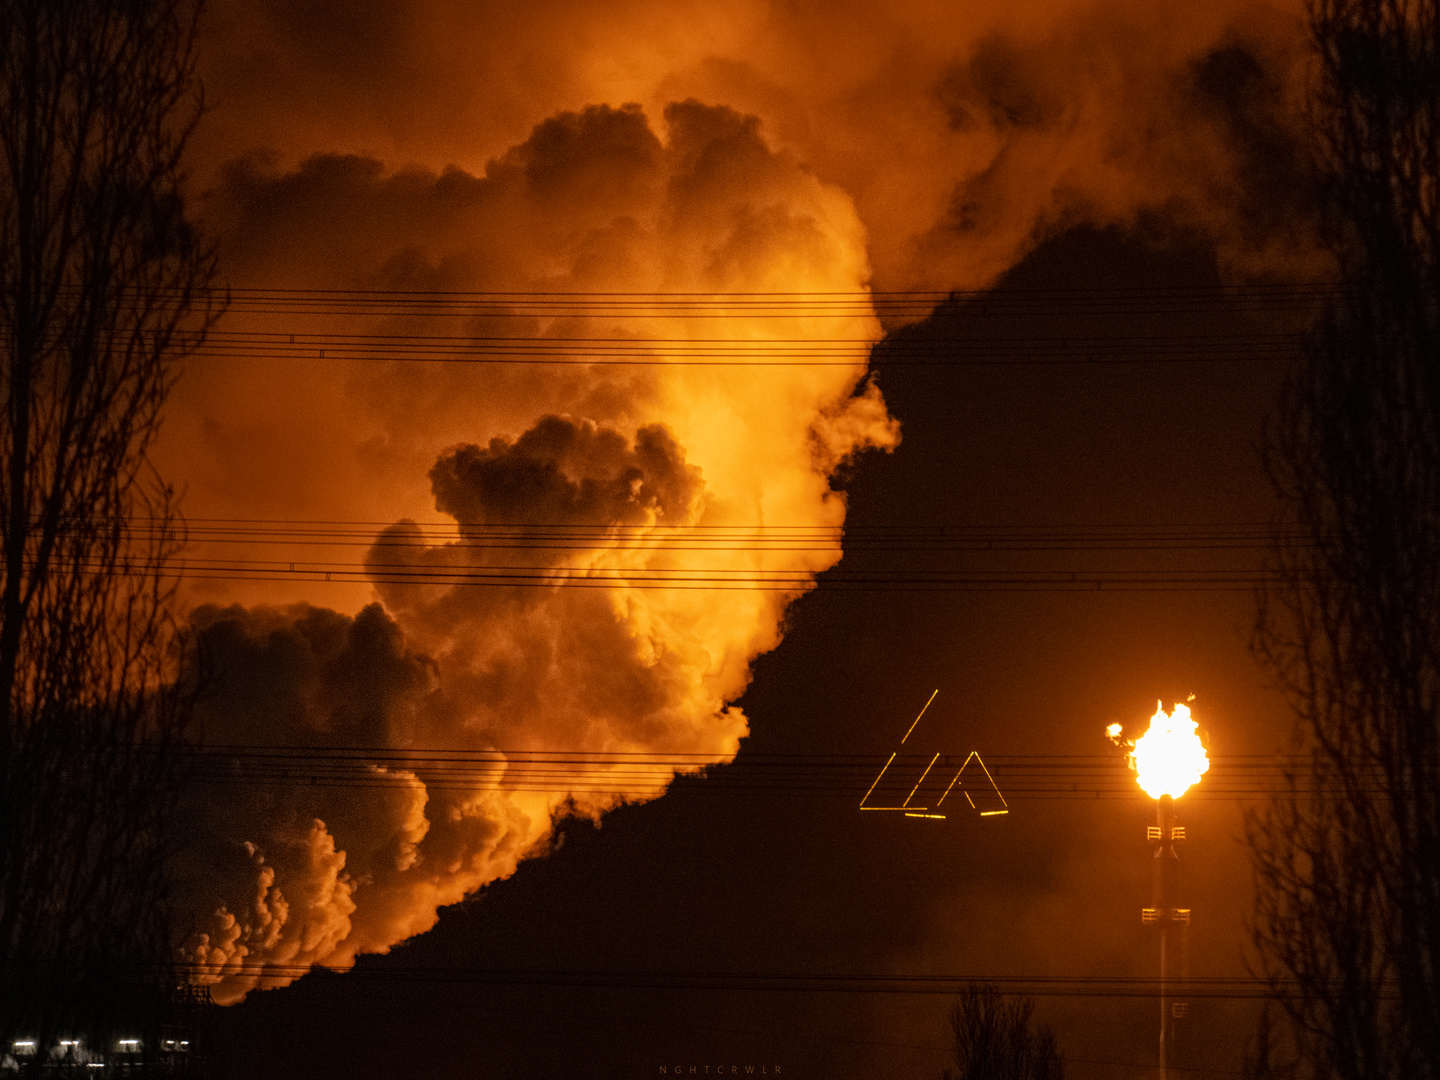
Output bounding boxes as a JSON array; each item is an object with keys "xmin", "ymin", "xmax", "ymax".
[{"xmin": 1, "ymin": 0, "xmax": 219, "ymax": 1075}]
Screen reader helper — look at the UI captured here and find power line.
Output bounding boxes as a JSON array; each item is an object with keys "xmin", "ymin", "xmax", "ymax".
[
  {"xmin": 166, "ymin": 962, "xmax": 1383, "ymax": 1000},
  {"xmin": 70, "ymin": 282, "xmax": 1345, "ymax": 320},
  {"xmin": 48, "ymin": 519, "xmax": 1303, "ymax": 592},
  {"xmin": 159, "ymin": 328, "xmax": 1315, "ymax": 367},
  {"xmin": 64, "ymin": 559, "xmax": 1283, "ymax": 592},
  {"xmin": 39, "ymin": 516, "xmax": 1304, "ymax": 591},
  {"xmin": 165, "ymin": 748, "xmax": 1358, "ymax": 801},
  {"xmin": 101, "ymin": 518, "xmax": 1313, "ymax": 553},
  {"xmin": 52, "ymin": 286, "xmax": 1334, "ymax": 375}
]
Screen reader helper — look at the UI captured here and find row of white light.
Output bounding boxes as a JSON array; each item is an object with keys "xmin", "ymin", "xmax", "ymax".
[{"xmin": 10, "ymin": 1037, "xmax": 164, "ymax": 1053}]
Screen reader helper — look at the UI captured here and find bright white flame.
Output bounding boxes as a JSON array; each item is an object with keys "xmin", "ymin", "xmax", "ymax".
[
  {"xmin": 1129, "ymin": 701, "xmax": 1209, "ymax": 799},
  {"xmin": 1105, "ymin": 722, "xmax": 1123, "ymax": 741}
]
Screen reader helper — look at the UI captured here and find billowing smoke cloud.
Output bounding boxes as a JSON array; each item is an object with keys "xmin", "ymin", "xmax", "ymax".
[
  {"xmin": 164, "ymin": 0, "xmax": 1324, "ymax": 1001},
  {"xmin": 192, "ymin": 0, "xmax": 1321, "ymax": 295},
  {"xmin": 169, "ymin": 101, "xmax": 897, "ymax": 1001}
]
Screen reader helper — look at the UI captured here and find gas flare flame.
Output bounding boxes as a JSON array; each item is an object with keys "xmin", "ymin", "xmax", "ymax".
[{"xmin": 1129, "ymin": 701, "xmax": 1209, "ymax": 799}]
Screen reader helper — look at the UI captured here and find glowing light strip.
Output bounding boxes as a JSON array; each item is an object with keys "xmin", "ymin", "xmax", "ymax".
[
  {"xmin": 903, "ymin": 752, "xmax": 941, "ymax": 807},
  {"xmin": 858, "ymin": 752, "xmax": 898, "ymax": 809},
  {"xmin": 974, "ymin": 755, "xmax": 1009, "ymax": 810},
  {"xmin": 900, "ymin": 690, "xmax": 939, "ymax": 745},
  {"xmin": 935, "ymin": 751, "xmax": 977, "ymax": 807},
  {"xmin": 859, "ymin": 692, "xmax": 940, "ymax": 809}
]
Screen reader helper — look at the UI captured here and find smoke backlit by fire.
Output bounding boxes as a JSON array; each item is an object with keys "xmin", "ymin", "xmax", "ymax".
[
  {"xmin": 170, "ymin": 102, "xmax": 899, "ymax": 1003},
  {"xmin": 162, "ymin": 0, "xmax": 1318, "ymax": 1003}
]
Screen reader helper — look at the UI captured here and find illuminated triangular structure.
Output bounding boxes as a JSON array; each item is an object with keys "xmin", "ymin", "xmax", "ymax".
[
  {"xmin": 858, "ymin": 691, "xmax": 1008, "ymax": 819},
  {"xmin": 932, "ymin": 751, "xmax": 1009, "ymax": 817}
]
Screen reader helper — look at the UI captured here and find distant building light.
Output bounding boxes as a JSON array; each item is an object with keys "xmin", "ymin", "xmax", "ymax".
[
  {"xmin": 59, "ymin": 1040, "xmax": 79, "ymax": 1048},
  {"xmin": 118, "ymin": 1039, "xmax": 140, "ymax": 1051}
]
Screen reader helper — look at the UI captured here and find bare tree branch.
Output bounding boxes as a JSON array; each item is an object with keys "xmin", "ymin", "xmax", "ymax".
[
  {"xmin": 0, "ymin": 0, "xmax": 220, "ymax": 1069},
  {"xmin": 1250, "ymin": 2, "xmax": 1440, "ymax": 1077},
  {"xmin": 941, "ymin": 984, "xmax": 1065, "ymax": 1080}
]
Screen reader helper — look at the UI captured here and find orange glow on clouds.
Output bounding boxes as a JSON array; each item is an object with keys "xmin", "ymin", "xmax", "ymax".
[
  {"xmin": 170, "ymin": 102, "xmax": 900, "ymax": 1004},
  {"xmin": 1129, "ymin": 701, "xmax": 1209, "ymax": 800},
  {"xmin": 167, "ymin": 0, "xmax": 1317, "ymax": 1001}
]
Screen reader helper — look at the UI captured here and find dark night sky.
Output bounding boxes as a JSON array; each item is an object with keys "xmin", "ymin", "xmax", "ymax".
[{"xmin": 202, "ymin": 224, "xmax": 1297, "ymax": 1080}]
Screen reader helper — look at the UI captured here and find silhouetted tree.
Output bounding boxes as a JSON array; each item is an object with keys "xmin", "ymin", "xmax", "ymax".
[
  {"xmin": 1243, "ymin": 1005, "xmax": 1299, "ymax": 1080},
  {"xmin": 0, "ymin": 0, "xmax": 217, "ymax": 1071},
  {"xmin": 941, "ymin": 984, "xmax": 1064, "ymax": 1080},
  {"xmin": 1249, "ymin": 1, "xmax": 1440, "ymax": 1078}
]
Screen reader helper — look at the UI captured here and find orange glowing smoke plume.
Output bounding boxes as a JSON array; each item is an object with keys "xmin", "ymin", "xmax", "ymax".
[{"xmin": 1128, "ymin": 702, "xmax": 1209, "ymax": 800}]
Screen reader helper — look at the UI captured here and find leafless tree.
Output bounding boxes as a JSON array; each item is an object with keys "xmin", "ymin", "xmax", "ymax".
[
  {"xmin": 0, "ymin": 0, "xmax": 218, "ymax": 1070},
  {"xmin": 941, "ymin": 984, "xmax": 1065, "ymax": 1080},
  {"xmin": 1249, "ymin": 1, "xmax": 1440, "ymax": 1078},
  {"xmin": 1243, "ymin": 1004, "xmax": 1300, "ymax": 1080}
]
